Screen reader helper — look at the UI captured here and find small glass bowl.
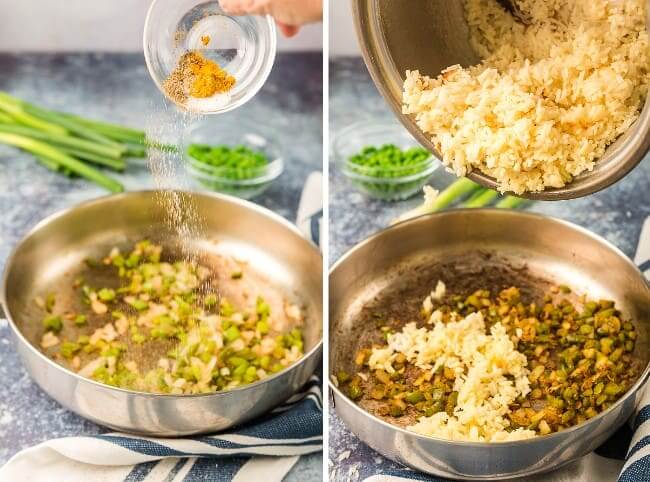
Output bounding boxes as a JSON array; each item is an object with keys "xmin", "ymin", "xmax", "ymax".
[
  {"xmin": 144, "ymin": 0, "xmax": 276, "ymax": 114},
  {"xmin": 182, "ymin": 118, "xmax": 283, "ymax": 199},
  {"xmin": 333, "ymin": 119, "xmax": 440, "ymax": 201}
]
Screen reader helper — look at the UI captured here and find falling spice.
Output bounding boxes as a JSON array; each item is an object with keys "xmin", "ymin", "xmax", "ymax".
[
  {"xmin": 163, "ymin": 51, "xmax": 235, "ymax": 105},
  {"xmin": 201, "ymin": 35, "xmax": 211, "ymax": 46}
]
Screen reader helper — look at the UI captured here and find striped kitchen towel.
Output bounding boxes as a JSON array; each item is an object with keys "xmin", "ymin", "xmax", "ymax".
[
  {"xmin": 0, "ymin": 376, "xmax": 322, "ymax": 482},
  {"xmin": 620, "ymin": 216, "xmax": 650, "ymax": 482},
  {"xmin": 357, "ymin": 218, "xmax": 650, "ymax": 482}
]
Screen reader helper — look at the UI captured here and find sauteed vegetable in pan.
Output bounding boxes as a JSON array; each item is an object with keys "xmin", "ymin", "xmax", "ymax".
[
  {"xmin": 336, "ymin": 281, "xmax": 641, "ymax": 442},
  {"xmin": 329, "ymin": 210, "xmax": 649, "ymax": 478},
  {"xmin": 37, "ymin": 240, "xmax": 306, "ymax": 394},
  {"xmin": 3, "ymin": 188, "xmax": 321, "ymax": 437}
]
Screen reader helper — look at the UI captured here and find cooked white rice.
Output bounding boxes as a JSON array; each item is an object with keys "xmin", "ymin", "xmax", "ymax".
[
  {"xmin": 402, "ymin": 0, "xmax": 649, "ymax": 194},
  {"xmin": 368, "ymin": 292, "xmax": 535, "ymax": 442}
]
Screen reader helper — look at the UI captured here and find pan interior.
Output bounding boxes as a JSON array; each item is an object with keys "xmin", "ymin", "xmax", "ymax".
[
  {"xmin": 332, "ymin": 250, "xmax": 649, "ymax": 428},
  {"xmin": 4, "ymin": 192, "xmax": 322, "ymax": 376},
  {"xmin": 330, "ymin": 212, "xmax": 650, "ymax": 428}
]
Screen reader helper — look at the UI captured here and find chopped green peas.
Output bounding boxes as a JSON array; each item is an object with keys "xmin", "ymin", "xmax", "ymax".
[
  {"xmin": 349, "ymin": 144, "xmax": 430, "ymax": 174},
  {"xmin": 98, "ymin": 288, "xmax": 116, "ymax": 301},
  {"xmin": 389, "ymin": 403, "xmax": 405, "ymax": 417},
  {"xmin": 186, "ymin": 144, "xmax": 272, "ymax": 195},
  {"xmin": 345, "ymin": 144, "xmax": 433, "ymax": 201},
  {"xmin": 224, "ymin": 325, "xmax": 241, "ymax": 342},
  {"xmin": 228, "ymin": 356, "xmax": 247, "ymax": 367},
  {"xmin": 130, "ymin": 299, "xmax": 149, "ymax": 311},
  {"xmin": 256, "ymin": 320, "xmax": 270, "ymax": 335},
  {"xmin": 243, "ymin": 366, "xmax": 258, "ymax": 383},
  {"xmin": 220, "ymin": 300, "xmax": 234, "ymax": 316},
  {"xmin": 60, "ymin": 341, "xmax": 81, "ymax": 359},
  {"xmin": 39, "ymin": 240, "xmax": 307, "ymax": 395},
  {"xmin": 233, "ymin": 361, "xmax": 249, "ymax": 378},
  {"xmin": 259, "ymin": 355, "xmax": 271, "ymax": 370},
  {"xmin": 125, "ymin": 253, "xmax": 140, "ymax": 268},
  {"xmin": 405, "ymin": 391, "xmax": 424, "ymax": 404},
  {"xmin": 345, "ymin": 284, "xmax": 640, "ymax": 437},
  {"xmin": 187, "ymin": 144, "xmax": 269, "ymax": 178},
  {"xmin": 43, "ymin": 315, "xmax": 63, "ymax": 333},
  {"xmin": 348, "ymin": 384, "xmax": 363, "ymax": 400},
  {"xmin": 579, "ymin": 324, "xmax": 593, "ymax": 335},
  {"xmin": 45, "ymin": 293, "xmax": 56, "ymax": 312},
  {"xmin": 204, "ymin": 293, "xmax": 217, "ymax": 308},
  {"xmin": 337, "ymin": 371, "xmax": 351, "ymax": 384},
  {"xmin": 256, "ymin": 297, "xmax": 270, "ymax": 318}
]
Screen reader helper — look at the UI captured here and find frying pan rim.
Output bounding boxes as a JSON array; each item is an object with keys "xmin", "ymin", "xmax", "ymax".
[
  {"xmin": 328, "ymin": 208, "xmax": 650, "ymax": 447},
  {"xmin": 1, "ymin": 189, "xmax": 323, "ymax": 399}
]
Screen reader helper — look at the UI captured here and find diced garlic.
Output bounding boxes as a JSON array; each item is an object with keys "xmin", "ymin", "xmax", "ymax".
[{"xmin": 40, "ymin": 332, "xmax": 60, "ymax": 349}]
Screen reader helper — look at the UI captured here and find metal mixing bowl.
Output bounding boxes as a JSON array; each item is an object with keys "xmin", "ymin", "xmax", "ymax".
[
  {"xmin": 2, "ymin": 191, "xmax": 322, "ymax": 436},
  {"xmin": 352, "ymin": 0, "xmax": 650, "ymax": 200},
  {"xmin": 329, "ymin": 209, "xmax": 650, "ymax": 479}
]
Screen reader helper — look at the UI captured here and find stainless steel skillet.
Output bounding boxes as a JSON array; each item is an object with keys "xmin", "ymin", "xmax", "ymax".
[
  {"xmin": 329, "ymin": 209, "xmax": 650, "ymax": 480},
  {"xmin": 2, "ymin": 190, "xmax": 322, "ymax": 436}
]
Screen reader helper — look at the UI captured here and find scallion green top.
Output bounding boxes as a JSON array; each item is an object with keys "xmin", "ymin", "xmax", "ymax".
[
  {"xmin": 348, "ymin": 144, "xmax": 431, "ymax": 178},
  {"xmin": 187, "ymin": 144, "xmax": 269, "ymax": 180}
]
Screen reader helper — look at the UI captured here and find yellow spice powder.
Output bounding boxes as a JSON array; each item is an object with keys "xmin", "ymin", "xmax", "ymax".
[{"xmin": 163, "ymin": 51, "xmax": 235, "ymax": 105}]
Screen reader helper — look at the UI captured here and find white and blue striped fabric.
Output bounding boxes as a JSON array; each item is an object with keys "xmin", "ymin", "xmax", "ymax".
[
  {"xmin": 620, "ymin": 216, "xmax": 650, "ymax": 482},
  {"xmin": 0, "ymin": 376, "xmax": 322, "ymax": 482},
  {"xmin": 360, "ymin": 217, "xmax": 650, "ymax": 482}
]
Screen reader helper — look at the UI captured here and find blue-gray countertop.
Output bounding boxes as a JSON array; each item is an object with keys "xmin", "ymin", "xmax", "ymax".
[
  {"xmin": 0, "ymin": 52, "xmax": 322, "ymax": 482},
  {"xmin": 328, "ymin": 57, "xmax": 650, "ymax": 481}
]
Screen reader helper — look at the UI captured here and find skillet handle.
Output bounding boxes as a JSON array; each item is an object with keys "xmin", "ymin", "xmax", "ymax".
[
  {"xmin": 635, "ymin": 217, "xmax": 650, "ymax": 284},
  {"xmin": 296, "ymin": 172, "xmax": 322, "ymax": 247},
  {"xmin": 639, "ymin": 261, "xmax": 650, "ymax": 281}
]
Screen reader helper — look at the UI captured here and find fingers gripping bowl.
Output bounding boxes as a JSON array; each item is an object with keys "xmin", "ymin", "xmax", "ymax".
[
  {"xmin": 2, "ymin": 191, "xmax": 322, "ymax": 436},
  {"xmin": 329, "ymin": 210, "xmax": 650, "ymax": 479}
]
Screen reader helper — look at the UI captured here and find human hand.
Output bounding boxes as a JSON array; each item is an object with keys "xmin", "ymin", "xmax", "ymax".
[{"xmin": 220, "ymin": 0, "xmax": 322, "ymax": 37}]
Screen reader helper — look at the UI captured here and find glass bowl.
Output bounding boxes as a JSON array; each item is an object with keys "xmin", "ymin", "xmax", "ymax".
[
  {"xmin": 181, "ymin": 118, "xmax": 283, "ymax": 199},
  {"xmin": 144, "ymin": 0, "xmax": 276, "ymax": 114},
  {"xmin": 333, "ymin": 119, "xmax": 440, "ymax": 201}
]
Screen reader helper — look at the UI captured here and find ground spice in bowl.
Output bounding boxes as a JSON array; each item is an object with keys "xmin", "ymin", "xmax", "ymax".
[{"xmin": 163, "ymin": 51, "xmax": 236, "ymax": 105}]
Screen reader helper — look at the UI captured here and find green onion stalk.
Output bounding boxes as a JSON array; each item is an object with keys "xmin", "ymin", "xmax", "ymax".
[
  {"xmin": 0, "ymin": 91, "xmax": 155, "ymax": 192},
  {"xmin": 495, "ymin": 196, "xmax": 528, "ymax": 209},
  {"xmin": 392, "ymin": 178, "xmax": 530, "ymax": 224},
  {"xmin": 0, "ymin": 132, "xmax": 123, "ymax": 193},
  {"xmin": 391, "ymin": 178, "xmax": 482, "ymax": 224},
  {"xmin": 462, "ymin": 188, "xmax": 499, "ymax": 208}
]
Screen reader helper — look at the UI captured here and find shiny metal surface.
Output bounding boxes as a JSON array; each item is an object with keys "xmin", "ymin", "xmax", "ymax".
[
  {"xmin": 2, "ymin": 191, "xmax": 322, "ymax": 436},
  {"xmin": 353, "ymin": 0, "xmax": 650, "ymax": 200},
  {"xmin": 329, "ymin": 209, "xmax": 650, "ymax": 479}
]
